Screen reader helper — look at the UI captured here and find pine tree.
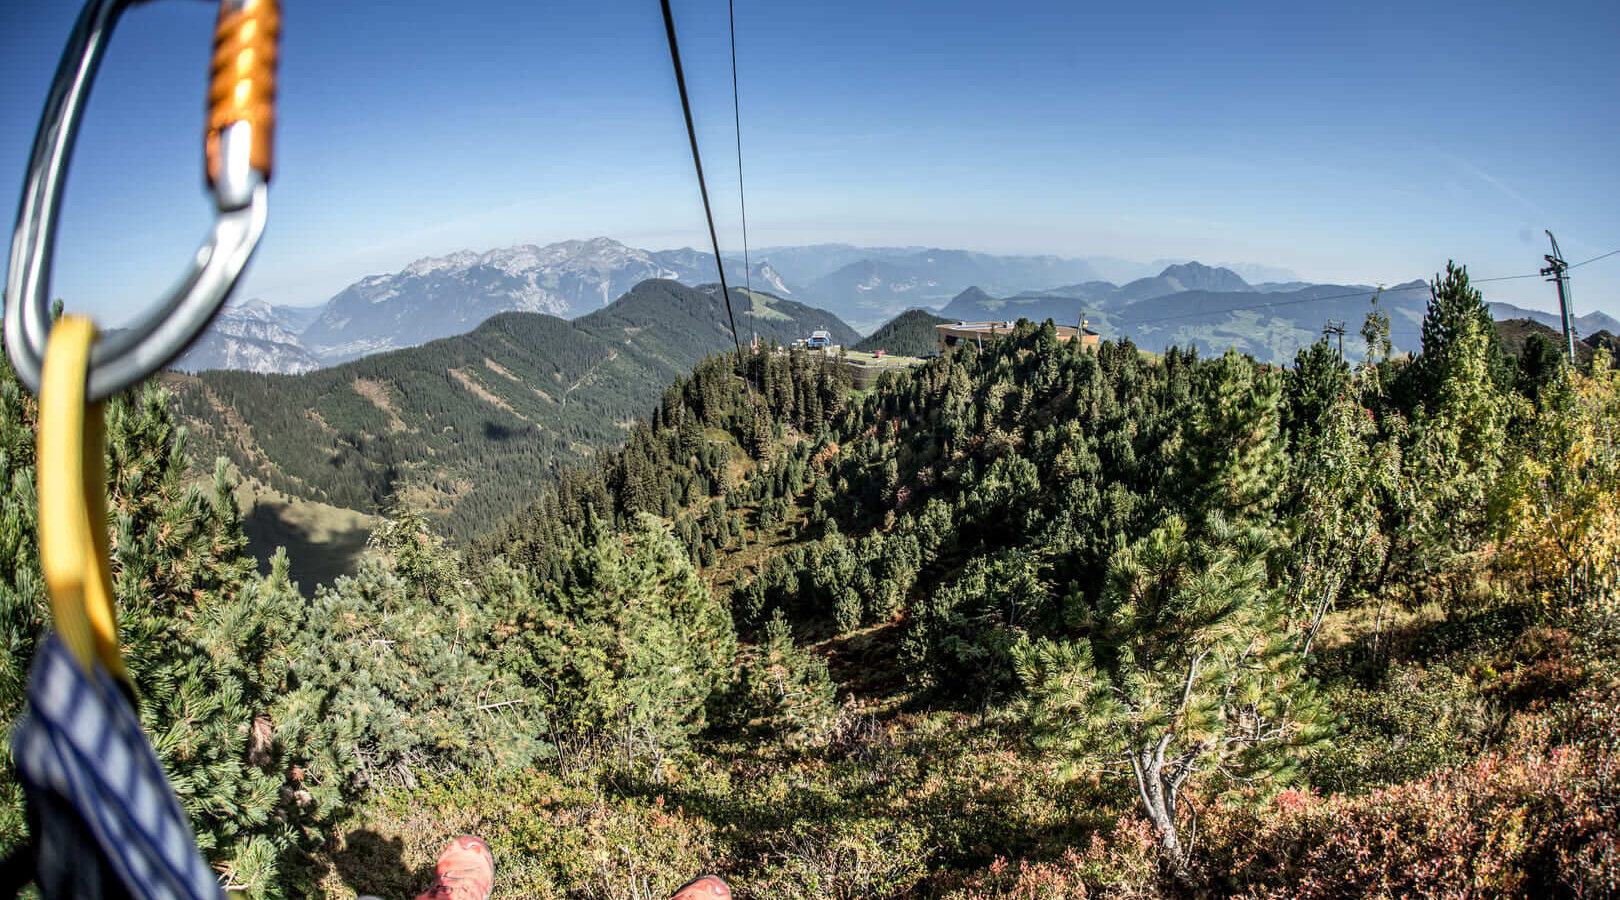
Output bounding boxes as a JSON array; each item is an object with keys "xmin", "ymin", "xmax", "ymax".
[
  {"xmin": 716, "ymin": 608, "xmax": 837, "ymax": 747},
  {"xmin": 0, "ymin": 368, "xmax": 45, "ymax": 842},
  {"xmin": 1015, "ymin": 516, "xmax": 1330, "ymax": 876},
  {"xmin": 1286, "ymin": 338, "xmax": 1351, "ymax": 444},
  {"xmin": 1175, "ymin": 351, "xmax": 1290, "ymax": 525},
  {"xmin": 903, "ymin": 548, "xmax": 1053, "ymax": 695},
  {"xmin": 1515, "ymin": 332, "xmax": 1568, "ymax": 401},
  {"xmin": 1283, "ymin": 377, "xmax": 1400, "ymax": 653},
  {"xmin": 1401, "ymin": 312, "xmax": 1509, "ymax": 600},
  {"xmin": 1408, "ymin": 262, "xmax": 1506, "ymax": 412},
  {"xmin": 1357, "ymin": 295, "xmax": 1396, "ymax": 406},
  {"xmin": 0, "ymin": 365, "xmax": 323, "ymax": 893},
  {"xmin": 524, "ymin": 514, "xmax": 736, "ymax": 765},
  {"xmin": 1362, "ymin": 293, "xmax": 1393, "ymax": 364},
  {"xmin": 236, "ymin": 526, "xmax": 552, "ymax": 837}
]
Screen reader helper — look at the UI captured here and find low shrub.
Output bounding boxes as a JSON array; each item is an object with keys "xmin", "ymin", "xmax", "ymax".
[
  {"xmin": 747, "ymin": 818, "xmax": 930, "ymax": 900},
  {"xmin": 933, "ymin": 816, "xmax": 1161, "ymax": 900},
  {"xmin": 1304, "ymin": 662, "xmax": 1495, "ymax": 795},
  {"xmin": 1208, "ymin": 683, "xmax": 1620, "ymax": 899}
]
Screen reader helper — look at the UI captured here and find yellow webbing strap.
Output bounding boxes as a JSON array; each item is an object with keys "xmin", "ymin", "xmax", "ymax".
[{"xmin": 36, "ymin": 315, "xmax": 128, "ymax": 684}]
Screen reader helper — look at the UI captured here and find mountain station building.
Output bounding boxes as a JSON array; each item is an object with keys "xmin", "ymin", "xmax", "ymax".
[
  {"xmin": 936, "ymin": 321, "xmax": 1100, "ymax": 353},
  {"xmin": 791, "ymin": 328, "xmax": 841, "ymax": 351}
]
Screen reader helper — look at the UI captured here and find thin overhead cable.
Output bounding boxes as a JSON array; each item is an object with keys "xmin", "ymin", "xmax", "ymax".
[
  {"xmin": 659, "ymin": 0, "xmax": 744, "ymax": 361},
  {"xmin": 729, "ymin": 0, "xmax": 754, "ymax": 345},
  {"xmin": 1475, "ymin": 273, "xmax": 1550, "ymax": 282},
  {"xmin": 1130, "ymin": 285, "xmax": 1405, "ymax": 327},
  {"xmin": 1572, "ymin": 248, "xmax": 1620, "ymax": 268}
]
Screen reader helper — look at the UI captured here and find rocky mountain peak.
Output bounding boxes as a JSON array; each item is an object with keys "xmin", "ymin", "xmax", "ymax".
[
  {"xmin": 401, "ymin": 249, "xmax": 482, "ymax": 279},
  {"xmin": 1155, "ymin": 262, "xmax": 1251, "ymax": 293},
  {"xmin": 950, "ymin": 286, "xmax": 996, "ymax": 307}
]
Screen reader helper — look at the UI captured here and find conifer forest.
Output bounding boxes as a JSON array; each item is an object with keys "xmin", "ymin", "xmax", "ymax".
[{"xmin": 2, "ymin": 264, "xmax": 1618, "ymax": 898}]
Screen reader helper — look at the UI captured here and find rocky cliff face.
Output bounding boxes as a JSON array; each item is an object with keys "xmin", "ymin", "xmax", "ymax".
[
  {"xmin": 300, "ymin": 238, "xmax": 721, "ymax": 361},
  {"xmin": 174, "ymin": 300, "xmax": 323, "ymax": 374}
]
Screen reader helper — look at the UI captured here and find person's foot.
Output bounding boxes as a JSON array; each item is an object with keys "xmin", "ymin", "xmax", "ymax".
[
  {"xmin": 669, "ymin": 875, "xmax": 732, "ymax": 900},
  {"xmin": 414, "ymin": 836, "xmax": 495, "ymax": 900}
]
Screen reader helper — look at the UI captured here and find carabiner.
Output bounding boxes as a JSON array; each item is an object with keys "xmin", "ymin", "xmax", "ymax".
[{"xmin": 5, "ymin": 0, "xmax": 280, "ymax": 402}]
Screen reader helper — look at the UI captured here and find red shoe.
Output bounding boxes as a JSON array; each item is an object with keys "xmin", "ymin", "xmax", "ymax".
[
  {"xmin": 414, "ymin": 836, "xmax": 495, "ymax": 900},
  {"xmin": 670, "ymin": 875, "xmax": 732, "ymax": 900}
]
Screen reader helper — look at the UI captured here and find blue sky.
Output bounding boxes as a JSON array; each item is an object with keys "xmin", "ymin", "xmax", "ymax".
[{"xmin": 3, "ymin": 0, "xmax": 1617, "ymax": 325}]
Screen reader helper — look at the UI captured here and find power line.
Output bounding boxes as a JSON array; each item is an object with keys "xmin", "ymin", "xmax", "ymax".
[
  {"xmin": 659, "ymin": 0, "xmax": 743, "ymax": 361},
  {"xmin": 1572, "ymin": 248, "xmax": 1620, "ymax": 268},
  {"xmin": 1474, "ymin": 273, "xmax": 1547, "ymax": 282},
  {"xmin": 1129, "ymin": 286, "xmax": 1396, "ymax": 326},
  {"xmin": 728, "ymin": 0, "xmax": 754, "ymax": 351}
]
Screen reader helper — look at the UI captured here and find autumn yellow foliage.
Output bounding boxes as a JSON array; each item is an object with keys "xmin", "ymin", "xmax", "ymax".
[{"xmin": 1493, "ymin": 359, "xmax": 1620, "ymax": 609}]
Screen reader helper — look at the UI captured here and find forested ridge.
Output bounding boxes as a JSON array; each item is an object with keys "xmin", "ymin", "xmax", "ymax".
[
  {"xmin": 1, "ymin": 262, "xmax": 1618, "ymax": 897},
  {"xmin": 167, "ymin": 280, "xmax": 859, "ymax": 541},
  {"xmin": 852, "ymin": 308, "xmax": 954, "ymax": 357}
]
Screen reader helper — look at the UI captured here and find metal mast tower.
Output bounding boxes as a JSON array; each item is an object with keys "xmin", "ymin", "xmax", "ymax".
[
  {"xmin": 1539, "ymin": 231, "xmax": 1576, "ymax": 363},
  {"xmin": 1323, "ymin": 320, "xmax": 1347, "ymax": 358}
]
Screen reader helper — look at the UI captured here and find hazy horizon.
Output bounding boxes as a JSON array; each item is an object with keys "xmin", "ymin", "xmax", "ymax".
[
  {"xmin": 3, "ymin": 0, "xmax": 1615, "ymax": 324},
  {"xmin": 217, "ymin": 235, "xmax": 1601, "ymax": 327}
]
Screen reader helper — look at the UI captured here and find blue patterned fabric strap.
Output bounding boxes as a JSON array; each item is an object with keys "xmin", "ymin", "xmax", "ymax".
[{"xmin": 11, "ymin": 634, "xmax": 223, "ymax": 900}]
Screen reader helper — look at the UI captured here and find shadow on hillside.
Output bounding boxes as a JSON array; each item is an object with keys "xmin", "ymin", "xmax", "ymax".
[
  {"xmin": 617, "ymin": 714, "xmax": 1106, "ymax": 872},
  {"xmin": 243, "ymin": 500, "xmax": 373, "ymax": 597},
  {"xmin": 818, "ymin": 620, "xmax": 910, "ymax": 698},
  {"xmin": 1310, "ymin": 600, "xmax": 1538, "ymax": 686},
  {"xmin": 482, "ymin": 420, "xmax": 520, "ymax": 442},
  {"xmin": 326, "ymin": 828, "xmax": 431, "ymax": 900}
]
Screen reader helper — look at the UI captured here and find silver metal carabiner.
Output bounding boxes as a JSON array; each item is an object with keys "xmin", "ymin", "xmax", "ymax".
[{"xmin": 5, "ymin": 0, "xmax": 280, "ymax": 401}]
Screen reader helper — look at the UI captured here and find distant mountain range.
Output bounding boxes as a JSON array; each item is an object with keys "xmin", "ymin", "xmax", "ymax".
[
  {"xmin": 932, "ymin": 262, "xmax": 1620, "ymax": 363},
  {"xmin": 789, "ymin": 249, "xmax": 1103, "ymax": 331},
  {"xmin": 172, "ymin": 237, "xmax": 1616, "ymax": 375},
  {"xmin": 285, "ymin": 240, "xmax": 1111, "ymax": 354},
  {"xmin": 183, "ymin": 239, "xmax": 802, "ymax": 372},
  {"xmin": 1106, "ymin": 279, "xmax": 1435, "ymax": 362},
  {"xmin": 936, "ymin": 263, "xmax": 1430, "ymax": 362},
  {"xmin": 940, "ymin": 262, "xmax": 1260, "ymax": 321},
  {"xmin": 169, "ymin": 280, "xmax": 858, "ymax": 541},
  {"xmin": 177, "ymin": 242, "xmax": 1302, "ymax": 373},
  {"xmin": 299, "ymin": 238, "xmax": 741, "ymax": 362}
]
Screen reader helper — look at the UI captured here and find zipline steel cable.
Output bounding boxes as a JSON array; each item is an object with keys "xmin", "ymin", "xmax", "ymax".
[
  {"xmin": 729, "ymin": 0, "xmax": 755, "ymax": 347},
  {"xmin": 660, "ymin": 0, "xmax": 745, "ymax": 362}
]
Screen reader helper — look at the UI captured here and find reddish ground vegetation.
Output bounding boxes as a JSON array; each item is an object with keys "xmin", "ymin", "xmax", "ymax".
[{"xmin": 1208, "ymin": 683, "xmax": 1619, "ymax": 900}]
